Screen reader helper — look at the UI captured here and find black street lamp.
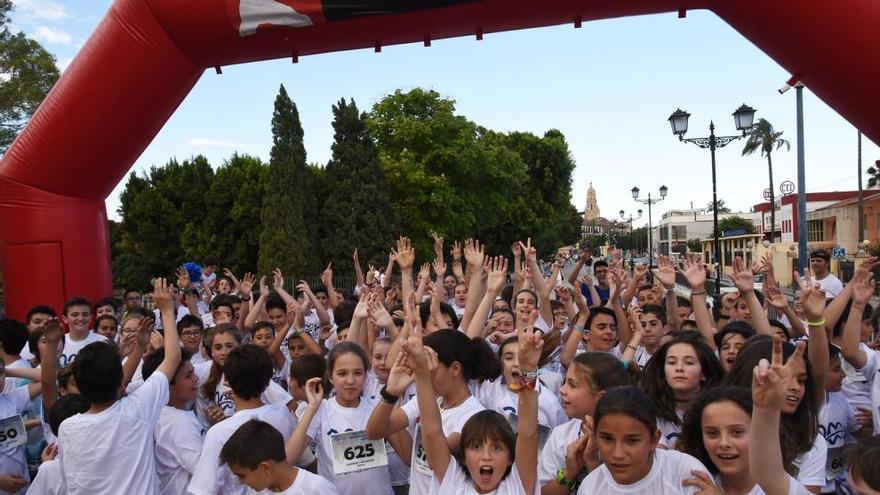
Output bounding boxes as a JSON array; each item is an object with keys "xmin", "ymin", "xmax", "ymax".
[
  {"xmin": 619, "ymin": 208, "xmax": 643, "ymax": 272},
  {"xmin": 632, "ymin": 186, "xmax": 667, "ymax": 269},
  {"xmin": 669, "ymin": 104, "xmax": 756, "ymax": 300}
]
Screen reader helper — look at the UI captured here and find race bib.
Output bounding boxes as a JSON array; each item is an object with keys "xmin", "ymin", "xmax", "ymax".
[
  {"xmin": 506, "ymin": 413, "xmax": 552, "ymax": 451},
  {"xmin": 825, "ymin": 445, "xmax": 845, "ymax": 480},
  {"xmin": 330, "ymin": 430, "xmax": 387, "ymax": 475},
  {"xmin": 0, "ymin": 415, "xmax": 26, "ymax": 451},
  {"xmin": 413, "ymin": 428, "xmax": 432, "ymax": 476}
]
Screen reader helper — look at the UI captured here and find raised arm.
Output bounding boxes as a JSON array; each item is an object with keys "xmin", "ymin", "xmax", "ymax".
[
  {"xmin": 750, "ymin": 336, "xmax": 806, "ymax": 495},
  {"xmin": 244, "ymin": 276, "xmax": 270, "ymax": 329},
  {"xmin": 654, "ymin": 256, "xmax": 681, "ymax": 330},
  {"xmin": 765, "ymin": 282, "xmax": 806, "ymax": 338},
  {"xmin": 466, "ymin": 256, "xmax": 508, "ymax": 339},
  {"xmin": 794, "ymin": 268, "xmax": 829, "ymax": 407},
  {"xmin": 122, "ymin": 316, "xmax": 152, "ymax": 387},
  {"xmin": 680, "ymin": 257, "xmax": 715, "ymax": 350},
  {"xmin": 567, "ymin": 250, "xmax": 588, "ymax": 286},
  {"xmin": 560, "ymin": 309, "xmax": 589, "ymax": 369},
  {"xmin": 522, "ymin": 239, "xmax": 553, "ymax": 326},
  {"xmin": 459, "ymin": 244, "xmax": 488, "ymax": 332},
  {"xmin": 234, "ymin": 272, "xmax": 255, "ymax": 332},
  {"xmin": 346, "ymin": 292, "xmax": 371, "ymax": 353},
  {"xmin": 285, "ymin": 377, "xmax": 323, "ymax": 463},
  {"xmin": 40, "ymin": 319, "xmax": 62, "ymax": 411},
  {"xmin": 272, "ymin": 268, "xmax": 297, "ymax": 306},
  {"xmin": 353, "ymin": 248, "xmax": 365, "ymax": 293},
  {"xmin": 842, "ymin": 270, "xmax": 873, "ymax": 369},
  {"xmin": 395, "ymin": 238, "xmax": 416, "ymax": 305},
  {"xmin": 414, "ymin": 263, "xmax": 430, "ymax": 302},
  {"xmin": 622, "ymin": 264, "xmax": 647, "ymax": 309},
  {"xmin": 515, "ymin": 311, "xmax": 541, "ymax": 495},
  {"xmin": 153, "ymin": 277, "xmax": 182, "ymax": 381},
  {"xmin": 731, "ymin": 257, "xmax": 772, "ymax": 335},
  {"xmin": 320, "ymin": 263, "xmax": 339, "ymax": 310}
]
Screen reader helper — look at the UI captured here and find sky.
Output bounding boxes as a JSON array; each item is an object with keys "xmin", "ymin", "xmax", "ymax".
[{"xmin": 10, "ymin": 0, "xmax": 880, "ymax": 230}]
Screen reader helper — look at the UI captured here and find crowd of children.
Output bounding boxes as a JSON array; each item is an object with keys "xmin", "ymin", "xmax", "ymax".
[{"xmin": 0, "ymin": 239, "xmax": 878, "ymax": 494}]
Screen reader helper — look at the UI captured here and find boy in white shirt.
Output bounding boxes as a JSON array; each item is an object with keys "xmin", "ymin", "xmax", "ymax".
[
  {"xmin": 58, "ymin": 297, "xmax": 107, "ymax": 367},
  {"xmin": 188, "ymin": 345, "xmax": 296, "ymax": 495},
  {"xmin": 142, "ymin": 347, "xmax": 203, "ymax": 495},
  {"xmin": 26, "ymin": 394, "xmax": 90, "ymax": 495},
  {"xmin": 219, "ymin": 419, "xmax": 338, "ymax": 495},
  {"xmin": 56, "ymin": 278, "xmax": 181, "ymax": 495}
]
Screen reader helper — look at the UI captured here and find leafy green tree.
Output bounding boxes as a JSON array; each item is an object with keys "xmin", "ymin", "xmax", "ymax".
[
  {"xmin": 0, "ymin": 0, "xmax": 60, "ymax": 153},
  {"xmin": 717, "ymin": 215, "xmax": 756, "ymax": 236},
  {"xmin": 742, "ymin": 119, "xmax": 790, "ymax": 240},
  {"xmin": 258, "ymin": 85, "xmax": 313, "ymax": 276},
  {"xmin": 320, "ymin": 98, "xmax": 399, "ymax": 273},
  {"xmin": 116, "ymin": 156, "xmax": 214, "ymax": 280},
  {"xmin": 579, "ymin": 234, "xmax": 606, "ymax": 253},
  {"xmin": 686, "ymin": 238, "xmax": 703, "ymax": 253},
  {"xmin": 188, "ymin": 153, "xmax": 266, "ymax": 275}
]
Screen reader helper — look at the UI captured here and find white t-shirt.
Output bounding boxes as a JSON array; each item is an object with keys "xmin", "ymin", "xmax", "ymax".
[
  {"xmin": 58, "ymin": 372, "xmax": 169, "ymax": 495},
  {"xmin": 818, "ymin": 392, "xmax": 859, "ymax": 492},
  {"xmin": 857, "ymin": 347, "xmax": 880, "ymax": 433},
  {"xmin": 576, "ymin": 449, "xmax": 709, "ymax": 495},
  {"xmin": 538, "ymin": 418, "xmax": 582, "ymax": 487},
  {"xmin": 815, "ymin": 274, "xmax": 843, "ymax": 299},
  {"xmin": 792, "ymin": 434, "xmax": 827, "ymax": 489},
  {"xmin": 0, "ymin": 386, "xmax": 32, "ymax": 494},
  {"xmin": 841, "ymin": 344, "xmax": 872, "ymax": 411},
  {"xmin": 714, "ymin": 473, "xmax": 811, "ymax": 495},
  {"xmin": 26, "ymin": 458, "xmax": 62, "ymax": 495},
  {"xmin": 401, "ymin": 395, "xmax": 485, "ymax": 495},
  {"xmin": 474, "ymin": 379, "xmax": 568, "ymax": 430},
  {"xmin": 59, "ymin": 331, "xmax": 107, "ymax": 368},
  {"xmin": 155, "ymin": 406, "xmax": 204, "ymax": 495},
  {"xmin": 657, "ymin": 414, "xmax": 683, "ymax": 449},
  {"xmin": 305, "ymin": 396, "xmax": 393, "ymax": 495},
  {"xmin": 154, "ymin": 307, "xmax": 191, "ymax": 330},
  {"xmin": 193, "ymin": 361, "xmax": 292, "ymax": 426},
  {"xmin": 245, "ymin": 469, "xmax": 339, "ymax": 494},
  {"xmin": 429, "ymin": 454, "xmax": 537, "ymax": 495},
  {"xmin": 188, "ymin": 403, "xmax": 294, "ymax": 495}
]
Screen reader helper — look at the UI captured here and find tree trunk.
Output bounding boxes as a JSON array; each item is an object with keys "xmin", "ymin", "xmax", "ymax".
[{"xmin": 768, "ymin": 152, "xmax": 775, "ymax": 242}]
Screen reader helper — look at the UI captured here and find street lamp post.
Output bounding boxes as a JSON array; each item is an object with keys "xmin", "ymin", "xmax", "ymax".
[
  {"xmin": 619, "ymin": 209, "xmax": 643, "ymax": 272},
  {"xmin": 668, "ymin": 104, "xmax": 756, "ymax": 300},
  {"xmin": 632, "ymin": 186, "xmax": 667, "ymax": 269}
]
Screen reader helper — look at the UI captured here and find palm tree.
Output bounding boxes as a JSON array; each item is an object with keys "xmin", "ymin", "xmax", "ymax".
[
  {"xmin": 742, "ymin": 119, "xmax": 790, "ymax": 241},
  {"xmin": 706, "ymin": 199, "xmax": 731, "ymax": 213}
]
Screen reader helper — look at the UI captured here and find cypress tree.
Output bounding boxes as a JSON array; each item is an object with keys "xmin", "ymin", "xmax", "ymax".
[
  {"xmin": 258, "ymin": 84, "xmax": 312, "ymax": 277},
  {"xmin": 320, "ymin": 98, "xmax": 399, "ymax": 273}
]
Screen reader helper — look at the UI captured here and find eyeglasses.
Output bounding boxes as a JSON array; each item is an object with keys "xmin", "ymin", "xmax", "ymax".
[{"xmin": 181, "ymin": 331, "xmax": 201, "ymax": 337}]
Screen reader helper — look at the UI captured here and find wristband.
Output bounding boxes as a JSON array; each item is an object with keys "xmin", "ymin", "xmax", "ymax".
[
  {"xmin": 572, "ymin": 324, "xmax": 587, "ymax": 335},
  {"xmin": 627, "ymin": 344, "xmax": 639, "ymax": 351},
  {"xmin": 555, "ymin": 468, "xmax": 578, "ymax": 492},
  {"xmin": 508, "ymin": 369, "xmax": 539, "ymax": 391},
  {"xmin": 690, "ymin": 290, "xmax": 706, "ymax": 296},
  {"xmin": 807, "ymin": 318, "xmax": 826, "ymax": 327},
  {"xmin": 379, "ymin": 385, "xmax": 399, "ymax": 405}
]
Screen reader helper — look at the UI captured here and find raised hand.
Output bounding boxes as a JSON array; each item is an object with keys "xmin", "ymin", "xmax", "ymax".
[
  {"xmin": 851, "ymin": 270, "xmax": 876, "ymax": 305},
  {"xmin": 764, "ymin": 282, "xmax": 790, "ymax": 310},
  {"xmin": 431, "ymin": 232, "xmax": 444, "ymax": 261},
  {"xmin": 464, "ymin": 239, "xmax": 485, "ymax": 268},
  {"xmin": 320, "ymin": 262, "xmax": 333, "ymax": 287},
  {"xmin": 432, "ymin": 256, "xmax": 446, "ymax": 280},
  {"xmin": 417, "ymin": 262, "xmax": 431, "ymax": 283},
  {"xmin": 153, "ymin": 277, "xmax": 174, "ymax": 313},
  {"xmin": 368, "ymin": 296, "xmax": 395, "ymax": 329},
  {"xmin": 450, "ymin": 241, "xmax": 462, "ymax": 262},
  {"xmin": 384, "ymin": 285, "xmax": 400, "ymax": 308},
  {"xmin": 634, "ymin": 263, "xmax": 648, "ymax": 281},
  {"xmin": 135, "ymin": 316, "xmax": 156, "ymax": 349},
  {"xmin": 222, "ymin": 268, "xmax": 242, "ymax": 291},
  {"xmin": 353, "ymin": 292, "xmax": 370, "ymax": 320},
  {"xmin": 175, "ymin": 267, "xmax": 191, "ymax": 290},
  {"xmin": 511, "ymin": 241, "xmax": 522, "ymax": 259},
  {"xmin": 652, "ymin": 255, "xmax": 676, "ymax": 289},
  {"xmin": 304, "ymin": 377, "xmax": 324, "ymax": 408},
  {"xmin": 752, "ymin": 334, "xmax": 806, "ymax": 410},
  {"xmin": 731, "ymin": 257, "xmax": 755, "ymax": 292},
  {"xmin": 273, "ymin": 268, "xmax": 285, "ymax": 291},
  {"xmin": 238, "ymin": 272, "xmax": 255, "ymax": 296},
  {"xmin": 486, "ymin": 256, "xmax": 509, "ymax": 292},
  {"xmin": 395, "ymin": 237, "xmax": 415, "ymax": 271},
  {"xmin": 793, "ymin": 268, "xmax": 826, "ymax": 321},
  {"xmin": 385, "ymin": 352, "xmax": 415, "ymax": 396},
  {"xmin": 519, "ymin": 238, "xmax": 537, "ymax": 264},
  {"xmin": 259, "ymin": 275, "xmax": 269, "ymax": 298},
  {"xmin": 679, "ymin": 257, "xmax": 706, "ymax": 290},
  {"xmin": 517, "ymin": 309, "xmax": 543, "ymax": 371},
  {"xmin": 554, "ymin": 284, "xmax": 572, "ymax": 303},
  {"xmin": 41, "ymin": 318, "xmax": 63, "ymax": 345}
]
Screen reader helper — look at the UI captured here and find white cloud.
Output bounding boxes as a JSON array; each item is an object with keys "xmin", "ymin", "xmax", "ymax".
[
  {"xmin": 187, "ymin": 138, "xmax": 243, "ymax": 149},
  {"xmin": 12, "ymin": 0, "xmax": 69, "ymax": 21},
  {"xmin": 35, "ymin": 25, "xmax": 71, "ymax": 44}
]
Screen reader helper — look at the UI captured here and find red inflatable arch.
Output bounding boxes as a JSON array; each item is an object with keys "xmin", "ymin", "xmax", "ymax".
[{"xmin": 0, "ymin": 0, "xmax": 878, "ymax": 319}]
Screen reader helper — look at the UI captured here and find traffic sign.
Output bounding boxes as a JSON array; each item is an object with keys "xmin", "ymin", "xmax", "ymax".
[{"xmin": 763, "ymin": 189, "xmax": 772, "ymax": 201}]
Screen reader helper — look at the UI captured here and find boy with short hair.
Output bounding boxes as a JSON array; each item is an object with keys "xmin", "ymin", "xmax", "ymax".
[
  {"xmin": 142, "ymin": 347, "xmax": 203, "ymax": 495},
  {"xmin": 26, "ymin": 394, "xmax": 90, "ymax": 495},
  {"xmin": 59, "ymin": 297, "xmax": 107, "ymax": 367},
  {"xmin": 188, "ymin": 345, "xmax": 295, "ymax": 495},
  {"xmin": 93, "ymin": 297, "xmax": 121, "ymax": 320},
  {"xmin": 178, "ymin": 315, "xmax": 208, "ymax": 365},
  {"xmin": 219, "ymin": 419, "xmax": 337, "ymax": 495},
  {"xmin": 22, "ymin": 307, "xmax": 55, "ymax": 362},
  {"xmin": 55, "ymin": 279, "xmax": 181, "ymax": 494},
  {"xmin": 94, "ymin": 315, "xmax": 118, "ymax": 342}
]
